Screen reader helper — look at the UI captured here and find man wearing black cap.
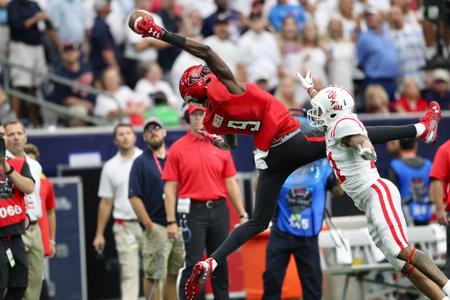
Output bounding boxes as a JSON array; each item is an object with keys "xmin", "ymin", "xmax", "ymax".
[{"xmin": 129, "ymin": 117, "xmax": 184, "ymax": 300}]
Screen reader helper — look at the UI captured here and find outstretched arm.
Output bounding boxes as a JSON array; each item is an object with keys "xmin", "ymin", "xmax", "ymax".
[
  {"xmin": 342, "ymin": 134, "xmax": 377, "ymax": 161},
  {"xmin": 133, "ymin": 13, "xmax": 246, "ymax": 94}
]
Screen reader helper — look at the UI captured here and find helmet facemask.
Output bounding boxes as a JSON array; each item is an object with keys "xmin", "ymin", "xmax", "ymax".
[
  {"xmin": 307, "ymin": 102, "xmax": 326, "ymax": 130},
  {"xmin": 307, "ymin": 86, "xmax": 355, "ymax": 130}
]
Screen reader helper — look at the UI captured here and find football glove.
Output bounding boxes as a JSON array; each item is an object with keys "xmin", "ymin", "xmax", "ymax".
[
  {"xmin": 357, "ymin": 144, "xmax": 377, "ymax": 161},
  {"xmin": 197, "ymin": 130, "xmax": 222, "ymax": 145},
  {"xmin": 135, "ymin": 16, "xmax": 164, "ymax": 39},
  {"xmin": 296, "ymin": 70, "xmax": 314, "ymax": 90}
]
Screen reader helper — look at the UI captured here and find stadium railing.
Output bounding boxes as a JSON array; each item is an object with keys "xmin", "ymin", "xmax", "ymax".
[{"xmin": 0, "ymin": 57, "xmax": 122, "ymax": 126}]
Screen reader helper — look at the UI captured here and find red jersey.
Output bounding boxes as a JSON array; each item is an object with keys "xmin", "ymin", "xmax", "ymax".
[
  {"xmin": 203, "ymin": 78, "xmax": 299, "ymax": 151},
  {"xmin": 38, "ymin": 176, "xmax": 56, "ymax": 256},
  {"xmin": 162, "ymin": 130, "xmax": 236, "ymax": 200},
  {"xmin": 429, "ymin": 140, "xmax": 450, "ymax": 210}
]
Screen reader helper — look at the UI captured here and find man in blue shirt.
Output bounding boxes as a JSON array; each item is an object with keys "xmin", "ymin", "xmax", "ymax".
[
  {"xmin": 89, "ymin": 0, "xmax": 120, "ymax": 80},
  {"xmin": 263, "ymin": 157, "xmax": 334, "ymax": 300},
  {"xmin": 388, "ymin": 138, "xmax": 432, "ymax": 226},
  {"xmin": 128, "ymin": 117, "xmax": 184, "ymax": 300},
  {"xmin": 47, "ymin": 0, "xmax": 88, "ymax": 46},
  {"xmin": 268, "ymin": 0, "xmax": 307, "ymax": 32},
  {"xmin": 357, "ymin": 6, "xmax": 398, "ymax": 102},
  {"xmin": 262, "ymin": 115, "xmax": 336, "ymax": 300}
]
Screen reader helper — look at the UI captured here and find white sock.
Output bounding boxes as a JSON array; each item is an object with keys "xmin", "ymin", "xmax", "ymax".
[
  {"xmin": 443, "ymin": 280, "xmax": 450, "ymax": 296},
  {"xmin": 415, "ymin": 123, "xmax": 426, "ymax": 137}
]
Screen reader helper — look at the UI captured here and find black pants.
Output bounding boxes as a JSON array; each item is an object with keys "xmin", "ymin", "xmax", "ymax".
[
  {"xmin": 179, "ymin": 199, "xmax": 230, "ymax": 300},
  {"xmin": 263, "ymin": 229, "xmax": 321, "ymax": 300},
  {"xmin": 0, "ymin": 235, "xmax": 28, "ymax": 300},
  {"xmin": 212, "ymin": 125, "xmax": 417, "ymax": 263}
]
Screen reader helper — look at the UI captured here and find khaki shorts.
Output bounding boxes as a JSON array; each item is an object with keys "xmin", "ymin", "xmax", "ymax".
[
  {"xmin": 142, "ymin": 223, "xmax": 184, "ymax": 280},
  {"xmin": 9, "ymin": 41, "xmax": 47, "ymax": 87}
]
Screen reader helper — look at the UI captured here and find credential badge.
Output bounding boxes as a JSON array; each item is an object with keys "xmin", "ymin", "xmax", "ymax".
[{"xmin": 213, "ymin": 114, "xmax": 223, "ymax": 128}]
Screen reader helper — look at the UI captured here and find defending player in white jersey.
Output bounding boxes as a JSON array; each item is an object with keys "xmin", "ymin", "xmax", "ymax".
[{"xmin": 298, "ymin": 71, "xmax": 450, "ymax": 300}]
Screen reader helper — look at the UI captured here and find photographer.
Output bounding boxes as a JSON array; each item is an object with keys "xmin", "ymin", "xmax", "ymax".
[{"xmin": 0, "ymin": 125, "xmax": 35, "ymax": 300}]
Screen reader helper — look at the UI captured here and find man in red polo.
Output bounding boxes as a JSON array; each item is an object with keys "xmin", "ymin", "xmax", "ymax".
[
  {"xmin": 163, "ymin": 104, "xmax": 248, "ymax": 300},
  {"xmin": 430, "ymin": 138, "xmax": 450, "ymax": 276}
]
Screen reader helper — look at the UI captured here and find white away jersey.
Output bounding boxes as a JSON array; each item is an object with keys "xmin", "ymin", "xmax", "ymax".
[{"xmin": 325, "ymin": 114, "xmax": 380, "ymax": 207}]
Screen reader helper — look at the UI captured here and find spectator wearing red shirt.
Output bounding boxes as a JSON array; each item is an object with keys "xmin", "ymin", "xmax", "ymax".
[
  {"xmin": 23, "ymin": 144, "xmax": 56, "ymax": 257},
  {"xmin": 163, "ymin": 104, "xmax": 248, "ymax": 300},
  {"xmin": 430, "ymin": 139, "xmax": 450, "ymax": 276},
  {"xmin": 23, "ymin": 143, "xmax": 57, "ymax": 300},
  {"xmin": 394, "ymin": 78, "xmax": 428, "ymax": 113}
]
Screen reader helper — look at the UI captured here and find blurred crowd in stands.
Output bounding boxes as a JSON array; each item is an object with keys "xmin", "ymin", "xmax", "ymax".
[{"xmin": 0, "ymin": 0, "xmax": 449, "ymax": 128}]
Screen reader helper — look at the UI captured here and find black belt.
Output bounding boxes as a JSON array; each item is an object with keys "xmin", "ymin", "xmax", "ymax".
[
  {"xmin": 190, "ymin": 198, "xmax": 225, "ymax": 209},
  {"xmin": 29, "ymin": 221, "xmax": 37, "ymax": 226}
]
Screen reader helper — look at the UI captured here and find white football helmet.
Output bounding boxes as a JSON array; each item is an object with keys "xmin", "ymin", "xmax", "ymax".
[{"xmin": 307, "ymin": 85, "xmax": 355, "ymax": 130}]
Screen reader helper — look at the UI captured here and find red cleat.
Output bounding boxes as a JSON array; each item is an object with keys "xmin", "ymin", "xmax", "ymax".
[
  {"xmin": 185, "ymin": 258, "xmax": 214, "ymax": 300},
  {"xmin": 418, "ymin": 101, "xmax": 441, "ymax": 144}
]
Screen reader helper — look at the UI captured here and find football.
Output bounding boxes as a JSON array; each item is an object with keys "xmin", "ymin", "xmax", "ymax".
[{"xmin": 128, "ymin": 9, "xmax": 152, "ymax": 33}]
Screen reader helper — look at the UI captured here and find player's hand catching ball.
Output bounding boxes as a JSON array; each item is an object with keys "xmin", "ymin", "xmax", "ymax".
[
  {"xmin": 128, "ymin": 9, "xmax": 164, "ymax": 39},
  {"xmin": 357, "ymin": 144, "xmax": 377, "ymax": 161}
]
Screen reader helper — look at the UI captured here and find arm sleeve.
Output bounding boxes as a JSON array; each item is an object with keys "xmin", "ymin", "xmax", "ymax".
[
  {"xmin": 331, "ymin": 118, "xmax": 366, "ymax": 141},
  {"xmin": 222, "ymin": 151, "xmax": 237, "ymax": 178},
  {"xmin": 161, "ymin": 149, "xmax": 180, "ymax": 181},
  {"xmin": 128, "ymin": 160, "xmax": 143, "ymax": 198},
  {"xmin": 430, "ymin": 145, "xmax": 449, "ymax": 181},
  {"xmin": 97, "ymin": 165, "xmax": 113, "ymax": 198}
]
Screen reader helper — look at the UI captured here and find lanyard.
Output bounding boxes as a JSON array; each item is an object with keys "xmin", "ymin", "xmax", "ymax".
[{"xmin": 152, "ymin": 151, "xmax": 164, "ymax": 176}]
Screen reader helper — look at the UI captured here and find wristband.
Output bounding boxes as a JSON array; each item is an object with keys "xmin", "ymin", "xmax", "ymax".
[
  {"xmin": 167, "ymin": 220, "xmax": 177, "ymax": 225},
  {"xmin": 161, "ymin": 30, "xmax": 186, "ymax": 48},
  {"xmin": 5, "ymin": 166, "xmax": 14, "ymax": 175}
]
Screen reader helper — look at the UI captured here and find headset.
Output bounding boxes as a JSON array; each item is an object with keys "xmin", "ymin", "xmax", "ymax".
[{"xmin": 182, "ymin": 103, "xmax": 190, "ymax": 124}]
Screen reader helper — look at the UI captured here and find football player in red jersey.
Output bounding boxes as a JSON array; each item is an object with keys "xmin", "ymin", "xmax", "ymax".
[{"xmin": 130, "ymin": 12, "xmax": 442, "ymax": 300}]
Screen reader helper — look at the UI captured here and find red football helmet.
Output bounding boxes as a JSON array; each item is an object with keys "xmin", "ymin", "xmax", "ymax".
[{"xmin": 179, "ymin": 65, "xmax": 215, "ymax": 104}]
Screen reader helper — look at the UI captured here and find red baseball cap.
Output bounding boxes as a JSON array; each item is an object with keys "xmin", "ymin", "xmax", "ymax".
[{"xmin": 188, "ymin": 104, "xmax": 206, "ymax": 115}]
